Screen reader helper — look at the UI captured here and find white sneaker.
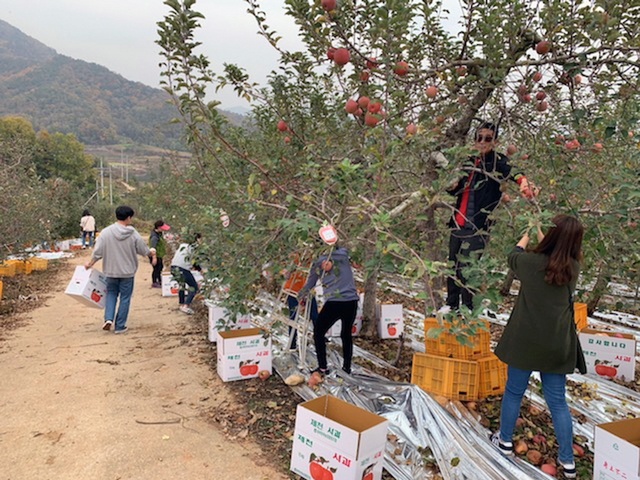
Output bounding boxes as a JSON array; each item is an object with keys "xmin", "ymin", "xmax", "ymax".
[
  {"xmin": 560, "ymin": 462, "xmax": 576, "ymax": 479},
  {"xmin": 179, "ymin": 305, "xmax": 194, "ymax": 315}
]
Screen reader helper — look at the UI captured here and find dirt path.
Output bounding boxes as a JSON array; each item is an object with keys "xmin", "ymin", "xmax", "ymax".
[{"xmin": 0, "ymin": 252, "xmax": 288, "ymax": 480}]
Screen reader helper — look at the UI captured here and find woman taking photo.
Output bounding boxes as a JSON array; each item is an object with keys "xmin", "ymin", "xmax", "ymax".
[{"xmin": 493, "ymin": 214, "xmax": 585, "ymax": 480}]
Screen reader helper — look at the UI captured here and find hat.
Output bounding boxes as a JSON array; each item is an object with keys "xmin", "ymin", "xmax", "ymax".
[{"xmin": 154, "ymin": 220, "xmax": 170, "ymax": 231}]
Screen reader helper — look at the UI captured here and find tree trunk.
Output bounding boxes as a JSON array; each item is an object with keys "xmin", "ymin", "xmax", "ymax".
[
  {"xmin": 361, "ymin": 237, "xmax": 380, "ymax": 338},
  {"xmin": 500, "ymin": 269, "xmax": 516, "ymax": 296},
  {"xmin": 586, "ymin": 264, "xmax": 610, "ymax": 316}
]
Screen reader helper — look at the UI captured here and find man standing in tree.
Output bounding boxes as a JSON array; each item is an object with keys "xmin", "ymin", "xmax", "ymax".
[
  {"xmin": 85, "ymin": 206, "xmax": 156, "ymax": 333},
  {"xmin": 445, "ymin": 122, "xmax": 538, "ymax": 311}
]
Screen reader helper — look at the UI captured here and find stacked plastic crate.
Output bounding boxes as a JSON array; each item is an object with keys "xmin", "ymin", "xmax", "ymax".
[{"xmin": 411, "ymin": 318, "xmax": 507, "ymax": 401}]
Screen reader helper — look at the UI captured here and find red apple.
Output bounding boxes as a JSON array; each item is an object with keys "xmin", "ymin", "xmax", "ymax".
[
  {"xmin": 526, "ymin": 450, "xmax": 543, "ymax": 465},
  {"xmin": 521, "ymin": 93, "xmax": 531, "ymax": 102},
  {"xmin": 549, "ymin": 193, "xmax": 556, "ymax": 201},
  {"xmin": 514, "ymin": 440, "xmax": 528, "ymax": 454},
  {"xmin": 455, "ymin": 66, "xmax": 466, "ymax": 76},
  {"xmin": 536, "ymin": 91, "xmax": 546, "ymax": 101},
  {"xmin": 354, "ymin": 108, "xmax": 363, "ymax": 116},
  {"xmin": 367, "ymin": 101, "xmax": 382, "ymax": 114},
  {"xmin": 406, "ymin": 123, "xmax": 417, "ymax": 135},
  {"xmin": 277, "ymin": 120, "xmax": 288, "ymax": 132},
  {"xmin": 540, "ymin": 464, "xmax": 557, "ymax": 475},
  {"xmin": 535, "ymin": 101, "xmax": 548, "ymax": 112},
  {"xmin": 535, "ymin": 41, "xmax": 551, "ymax": 55},
  {"xmin": 345, "ymin": 99, "xmax": 358, "ymax": 114},
  {"xmin": 591, "ymin": 142, "xmax": 603, "ymax": 153},
  {"xmin": 364, "ymin": 114, "xmax": 379, "ymax": 127},
  {"xmin": 333, "ymin": 48, "xmax": 350, "ymax": 65},
  {"xmin": 565, "ymin": 139, "xmax": 581, "ymax": 150},
  {"xmin": 517, "ymin": 84, "xmax": 528, "ymax": 95},
  {"xmin": 321, "ymin": 260, "xmax": 333, "ymax": 271},
  {"xmin": 326, "ymin": 47, "xmax": 336, "ymax": 60},
  {"xmin": 435, "ymin": 115, "xmax": 445, "ymax": 124},
  {"xmin": 532, "ymin": 434, "xmax": 546, "ymax": 445},
  {"xmin": 258, "ymin": 369, "xmax": 271, "ymax": 380},
  {"xmin": 425, "ymin": 85, "xmax": 438, "ymax": 98},
  {"xmin": 574, "ymin": 74, "xmax": 582, "ymax": 84},
  {"xmin": 284, "ymin": 136, "xmax": 291, "ymax": 144},
  {"xmin": 357, "ymin": 96, "xmax": 370, "ymax": 109},
  {"xmin": 506, "ymin": 144, "xmax": 518, "ymax": 155},
  {"xmin": 359, "ymin": 70, "xmax": 370, "ymax": 82},
  {"xmin": 532, "ymin": 71, "xmax": 543, "ymax": 82},
  {"xmin": 520, "ymin": 154, "xmax": 529, "ymax": 160},
  {"xmin": 393, "ymin": 61, "xmax": 409, "ymax": 76},
  {"xmin": 515, "ymin": 417, "xmax": 525, "ymax": 428},
  {"xmin": 321, "ymin": 0, "xmax": 336, "ymax": 11},
  {"xmin": 366, "ymin": 57, "xmax": 378, "ymax": 69},
  {"xmin": 572, "ymin": 444, "xmax": 585, "ymax": 457}
]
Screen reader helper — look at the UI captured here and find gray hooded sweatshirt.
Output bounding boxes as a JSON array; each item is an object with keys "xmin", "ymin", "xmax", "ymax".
[
  {"xmin": 91, "ymin": 223, "xmax": 150, "ymax": 278},
  {"xmin": 297, "ymin": 247, "xmax": 358, "ymax": 303}
]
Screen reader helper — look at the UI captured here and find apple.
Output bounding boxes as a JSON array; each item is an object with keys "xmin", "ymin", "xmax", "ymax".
[
  {"xmin": 258, "ymin": 369, "xmax": 271, "ymax": 380},
  {"xmin": 526, "ymin": 450, "xmax": 543, "ymax": 465},
  {"xmin": 565, "ymin": 139, "xmax": 581, "ymax": 150},
  {"xmin": 514, "ymin": 440, "xmax": 528, "ymax": 454},
  {"xmin": 549, "ymin": 193, "xmax": 556, "ymax": 201},
  {"xmin": 532, "ymin": 71, "xmax": 543, "ymax": 82},
  {"xmin": 532, "ymin": 434, "xmax": 546, "ymax": 445},
  {"xmin": 520, "ymin": 153, "xmax": 529, "ymax": 160},
  {"xmin": 333, "ymin": 48, "xmax": 350, "ymax": 65},
  {"xmin": 321, "ymin": 0, "xmax": 336, "ymax": 11},
  {"xmin": 357, "ymin": 96, "xmax": 370, "ymax": 109},
  {"xmin": 521, "ymin": 93, "xmax": 531, "ymax": 102},
  {"xmin": 366, "ymin": 57, "xmax": 378, "ymax": 69},
  {"xmin": 574, "ymin": 74, "xmax": 582, "ymax": 84},
  {"xmin": 354, "ymin": 108, "xmax": 363, "ymax": 116},
  {"xmin": 367, "ymin": 101, "xmax": 382, "ymax": 113},
  {"xmin": 455, "ymin": 66, "xmax": 466, "ymax": 76},
  {"xmin": 536, "ymin": 41, "xmax": 551, "ymax": 55},
  {"xmin": 284, "ymin": 136, "xmax": 291, "ymax": 144},
  {"xmin": 406, "ymin": 123, "xmax": 417, "ymax": 135},
  {"xmin": 277, "ymin": 120, "xmax": 288, "ymax": 132},
  {"xmin": 364, "ymin": 114, "xmax": 379, "ymax": 127},
  {"xmin": 435, "ymin": 115, "xmax": 445, "ymax": 124},
  {"xmin": 359, "ymin": 70, "xmax": 370, "ymax": 82},
  {"xmin": 506, "ymin": 144, "xmax": 518, "ymax": 155},
  {"xmin": 501, "ymin": 193, "xmax": 511, "ymax": 203},
  {"xmin": 321, "ymin": 260, "xmax": 333, "ymax": 271},
  {"xmin": 515, "ymin": 417, "xmax": 525, "ymax": 428},
  {"xmin": 540, "ymin": 464, "xmax": 557, "ymax": 475},
  {"xmin": 345, "ymin": 99, "xmax": 358, "ymax": 114},
  {"xmin": 393, "ymin": 61, "xmax": 409, "ymax": 76},
  {"xmin": 517, "ymin": 84, "xmax": 528, "ymax": 95},
  {"xmin": 535, "ymin": 101, "xmax": 549, "ymax": 112},
  {"xmin": 536, "ymin": 91, "xmax": 546, "ymax": 101},
  {"xmin": 613, "ymin": 333, "xmax": 625, "ymax": 338},
  {"xmin": 591, "ymin": 142, "xmax": 603, "ymax": 153},
  {"xmin": 425, "ymin": 85, "xmax": 438, "ymax": 98},
  {"xmin": 326, "ymin": 47, "xmax": 336, "ymax": 60},
  {"xmin": 307, "ymin": 371, "xmax": 323, "ymax": 387},
  {"xmin": 572, "ymin": 444, "xmax": 585, "ymax": 457}
]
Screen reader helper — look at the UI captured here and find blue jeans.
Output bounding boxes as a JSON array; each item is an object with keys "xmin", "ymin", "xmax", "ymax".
[
  {"xmin": 105, "ymin": 277, "xmax": 135, "ymax": 331},
  {"xmin": 172, "ymin": 267, "xmax": 198, "ymax": 305},
  {"xmin": 500, "ymin": 365, "xmax": 574, "ymax": 464},
  {"xmin": 82, "ymin": 231, "xmax": 95, "ymax": 247}
]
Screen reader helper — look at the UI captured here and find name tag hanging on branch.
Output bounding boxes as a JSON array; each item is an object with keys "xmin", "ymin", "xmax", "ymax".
[
  {"xmin": 318, "ymin": 224, "xmax": 338, "ymax": 245},
  {"xmin": 220, "ymin": 209, "xmax": 230, "ymax": 228}
]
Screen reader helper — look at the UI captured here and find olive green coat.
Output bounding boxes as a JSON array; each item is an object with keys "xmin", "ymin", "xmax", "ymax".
[{"xmin": 495, "ymin": 248, "xmax": 580, "ymax": 374}]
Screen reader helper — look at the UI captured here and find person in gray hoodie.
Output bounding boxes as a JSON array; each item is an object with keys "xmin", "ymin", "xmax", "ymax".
[
  {"xmin": 85, "ymin": 206, "xmax": 156, "ymax": 333},
  {"xmin": 298, "ymin": 246, "xmax": 359, "ymax": 375}
]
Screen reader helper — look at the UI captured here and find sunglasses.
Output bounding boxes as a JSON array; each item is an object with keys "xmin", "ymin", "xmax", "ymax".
[{"xmin": 475, "ymin": 135, "xmax": 495, "ymax": 143}]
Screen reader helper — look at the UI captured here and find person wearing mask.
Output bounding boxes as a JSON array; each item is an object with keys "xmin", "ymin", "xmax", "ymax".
[
  {"xmin": 444, "ymin": 121, "xmax": 538, "ymax": 311},
  {"xmin": 149, "ymin": 220, "xmax": 170, "ymax": 288},
  {"xmin": 297, "ymin": 245, "xmax": 358, "ymax": 375},
  {"xmin": 492, "ymin": 215, "xmax": 585, "ymax": 480},
  {"xmin": 171, "ymin": 233, "xmax": 202, "ymax": 315},
  {"xmin": 85, "ymin": 206, "xmax": 156, "ymax": 333},
  {"xmin": 80, "ymin": 209, "xmax": 96, "ymax": 248}
]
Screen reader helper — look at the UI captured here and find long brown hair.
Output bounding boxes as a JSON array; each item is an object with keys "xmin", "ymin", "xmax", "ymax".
[{"xmin": 533, "ymin": 215, "xmax": 584, "ymax": 286}]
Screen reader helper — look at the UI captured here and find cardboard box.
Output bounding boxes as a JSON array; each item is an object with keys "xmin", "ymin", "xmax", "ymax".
[
  {"xmin": 205, "ymin": 300, "xmax": 252, "ymax": 342},
  {"xmin": 579, "ymin": 329, "xmax": 636, "ymax": 381},
  {"xmin": 216, "ymin": 328, "xmax": 271, "ymax": 382},
  {"xmin": 65, "ymin": 266, "xmax": 108, "ymax": 309},
  {"xmin": 594, "ymin": 418, "xmax": 640, "ymax": 480},
  {"xmin": 161, "ymin": 272, "xmax": 179, "ymax": 297},
  {"xmin": 330, "ymin": 293, "xmax": 363, "ymax": 337},
  {"xmin": 290, "ymin": 395, "xmax": 388, "ymax": 480},
  {"xmin": 376, "ymin": 304, "xmax": 403, "ymax": 339}
]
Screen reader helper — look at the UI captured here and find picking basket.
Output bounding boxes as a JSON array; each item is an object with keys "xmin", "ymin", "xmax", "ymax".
[{"xmin": 411, "ymin": 352, "xmax": 479, "ymax": 401}]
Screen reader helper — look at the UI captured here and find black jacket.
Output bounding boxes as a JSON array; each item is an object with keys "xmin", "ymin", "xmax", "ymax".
[{"xmin": 447, "ymin": 151, "xmax": 523, "ymax": 232}]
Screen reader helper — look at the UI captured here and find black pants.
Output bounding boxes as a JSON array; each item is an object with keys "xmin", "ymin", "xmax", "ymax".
[
  {"xmin": 446, "ymin": 230, "xmax": 487, "ymax": 310},
  {"xmin": 150, "ymin": 257, "xmax": 163, "ymax": 284},
  {"xmin": 313, "ymin": 300, "xmax": 358, "ymax": 372}
]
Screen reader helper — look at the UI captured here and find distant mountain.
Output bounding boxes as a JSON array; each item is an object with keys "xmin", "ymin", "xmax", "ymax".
[
  {"xmin": 226, "ymin": 105, "xmax": 251, "ymax": 116},
  {"xmin": 0, "ymin": 19, "xmax": 240, "ymax": 149}
]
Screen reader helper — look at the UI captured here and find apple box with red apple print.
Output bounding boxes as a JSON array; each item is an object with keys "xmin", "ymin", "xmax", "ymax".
[
  {"xmin": 579, "ymin": 328, "xmax": 636, "ymax": 381},
  {"xmin": 65, "ymin": 266, "xmax": 108, "ymax": 309},
  {"xmin": 376, "ymin": 304, "xmax": 404, "ymax": 339},
  {"xmin": 204, "ymin": 300, "xmax": 252, "ymax": 342},
  {"xmin": 216, "ymin": 328, "xmax": 272, "ymax": 382},
  {"xmin": 161, "ymin": 272, "xmax": 180, "ymax": 297},
  {"xmin": 290, "ymin": 395, "xmax": 388, "ymax": 480}
]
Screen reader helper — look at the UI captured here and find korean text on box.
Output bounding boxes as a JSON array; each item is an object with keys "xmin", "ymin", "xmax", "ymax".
[
  {"xmin": 579, "ymin": 329, "xmax": 636, "ymax": 381},
  {"xmin": 216, "ymin": 328, "xmax": 272, "ymax": 382}
]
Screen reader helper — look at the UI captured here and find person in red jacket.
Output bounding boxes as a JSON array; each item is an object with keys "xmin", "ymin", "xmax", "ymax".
[{"xmin": 445, "ymin": 121, "xmax": 538, "ymax": 311}]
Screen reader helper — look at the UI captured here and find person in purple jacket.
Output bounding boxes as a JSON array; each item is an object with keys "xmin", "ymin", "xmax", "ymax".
[{"xmin": 298, "ymin": 246, "xmax": 359, "ymax": 375}]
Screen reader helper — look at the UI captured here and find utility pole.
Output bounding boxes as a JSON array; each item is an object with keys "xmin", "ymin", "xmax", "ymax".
[
  {"xmin": 109, "ymin": 166, "xmax": 113, "ymax": 205},
  {"xmin": 100, "ymin": 157, "xmax": 105, "ymax": 199},
  {"xmin": 126, "ymin": 155, "xmax": 129, "ymax": 183}
]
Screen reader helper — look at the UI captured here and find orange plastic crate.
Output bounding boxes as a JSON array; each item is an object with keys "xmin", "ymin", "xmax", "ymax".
[
  {"xmin": 574, "ymin": 303, "xmax": 587, "ymax": 330},
  {"xmin": 0, "ymin": 262, "xmax": 16, "ymax": 277},
  {"xmin": 29, "ymin": 257, "xmax": 48, "ymax": 271},
  {"xmin": 477, "ymin": 353, "xmax": 507, "ymax": 398},
  {"xmin": 411, "ymin": 352, "xmax": 479, "ymax": 401},
  {"xmin": 0, "ymin": 280, "xmax": 3, "ymax": 300},
  {"xmin": 423, "ymin": 318, "xmax": 491, "ymax": 360},
  {"xmin": 8, "ymin": 260, "xmax": 32, "ymax": 275}
]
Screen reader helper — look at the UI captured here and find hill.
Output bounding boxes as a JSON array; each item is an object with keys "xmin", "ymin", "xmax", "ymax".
[{"xmin": 0, "ymin": 19, "xmax": 244, "ymax": 149}]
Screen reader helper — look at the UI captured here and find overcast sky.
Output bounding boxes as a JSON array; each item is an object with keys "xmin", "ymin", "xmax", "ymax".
[{"xmin": 0, "ymin": 0, "xmax": 461, "ymax": 112}]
